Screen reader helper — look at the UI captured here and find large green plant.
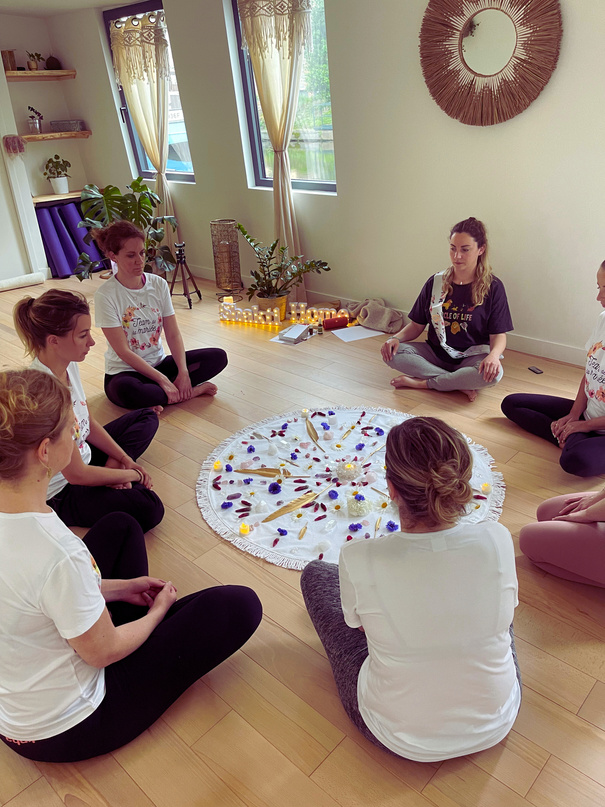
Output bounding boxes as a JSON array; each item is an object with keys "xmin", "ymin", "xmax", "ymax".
[
  {"xmin": 74, "ymin": 177, "xmax": 177, "ymax": 280},
  {"xmin": 237, "ymin": 223, "xmax": 331, "ymax": 300}
]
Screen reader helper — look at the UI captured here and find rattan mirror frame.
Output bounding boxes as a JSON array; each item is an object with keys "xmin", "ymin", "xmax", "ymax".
[{"xmin": 419, "ymin": 0, "xmax": 563, "ymax": 127}]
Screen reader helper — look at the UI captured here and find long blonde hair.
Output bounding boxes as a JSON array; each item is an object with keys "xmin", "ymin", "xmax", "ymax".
[
  {"xmin": 385, "ymin": 417, "xmax": 473, "ymax": 529},
  {"xmin": 0, "ymin": 369, "xmax": 71, "ymax": 480},
  {"xmin": 443, "ymin": 217, "xmax": 493, "ymax": 307}
]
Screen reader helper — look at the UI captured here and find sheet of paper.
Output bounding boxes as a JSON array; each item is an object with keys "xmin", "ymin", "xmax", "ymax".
[{"xmin": 331, "ymin": 325, "xmax": 384, "ymax": 342}]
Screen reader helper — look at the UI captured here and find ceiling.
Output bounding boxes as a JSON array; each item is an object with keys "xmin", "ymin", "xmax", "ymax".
[{"xmin": 0, "ymin": 0, "xmax": 122, "ymax": 16}]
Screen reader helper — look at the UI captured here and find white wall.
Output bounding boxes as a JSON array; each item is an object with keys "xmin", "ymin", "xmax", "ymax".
[
  {"xmin": 3, "ymin": 1, "xmax": 604, "ymax": 363},
  {"xmin": 0, "ymin": 153, "xmax": 29, "ymax": 280}
]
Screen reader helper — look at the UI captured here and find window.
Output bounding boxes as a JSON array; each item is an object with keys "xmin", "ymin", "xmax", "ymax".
[
  {"xmin": 103, "ymin": 0, "xmax": 194, "ymax": 182},
  {"xmin": 232, "ymin": 0, "xmax": 336, "ymax": 192}
]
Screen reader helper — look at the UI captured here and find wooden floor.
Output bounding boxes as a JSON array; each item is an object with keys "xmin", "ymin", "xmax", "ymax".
[{"xmin": 1, "ymin": 275, "xmax": 604, "ymax": 807}]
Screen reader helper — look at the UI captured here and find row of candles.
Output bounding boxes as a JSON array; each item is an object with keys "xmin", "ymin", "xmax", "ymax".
[{"xmin": 218, "ymin": 299, "xmax": 350, "ymax": 327}]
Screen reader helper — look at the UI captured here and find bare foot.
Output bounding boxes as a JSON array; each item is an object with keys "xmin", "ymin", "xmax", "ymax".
[
  {"xmin": 390, "ymin": 375, "xmax": 428, "ymax": 390},
  {"xmin": 462, "ymin": 389, "xmax": 478, "ymax": 402},
  {"xmin": 105, "ymin": 457, "xmax": 121, "ymax": 470},
  {"xmin": 150, "ymin": 405, "xmax": 164, "ymax": 416},
  {"xmin": 191, "ymin": 382, "xmax": 219, "ymax": 398}
]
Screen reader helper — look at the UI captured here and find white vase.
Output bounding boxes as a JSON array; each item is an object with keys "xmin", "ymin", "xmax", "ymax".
[{"xmin": 50, "ymin": 176, "xmax": 69, "ymax": 194}]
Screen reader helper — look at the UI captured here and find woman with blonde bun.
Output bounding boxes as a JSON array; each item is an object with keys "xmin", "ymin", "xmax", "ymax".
[
  {"xmin": 301, "ymin": 416, "xmax": 520, "ymax": 761},
  {"xmin": 13, "ymin": 289, "xmax": 163, "ymax": 533}
]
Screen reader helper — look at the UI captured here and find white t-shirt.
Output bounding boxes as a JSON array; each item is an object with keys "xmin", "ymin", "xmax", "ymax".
[
  {"xmin": 584, "ymin": 311, "xmax": 605, "ymax": 422},
  {"xmin": 94, "ymin": 273, "xmax": 175, "ymax": 375},
  {"xmin": 30, "ymin": 358, "xmax": 92, "ymax": 500},
  {"xmin": 0, "ymin": 511, "xmax": 106, "ymax": 741},
  {"xmin": 339, "ymin": 521, "xmax": 520, "ymax": 762}
]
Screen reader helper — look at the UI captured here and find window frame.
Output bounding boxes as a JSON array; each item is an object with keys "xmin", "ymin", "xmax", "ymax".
[
  {"xmin": 103, "ymin": 0, "xmax": 195, "ymax": 184},
  {"xmin": 230, "ymin": 0, "xmax": 336, "ymax": 193}
]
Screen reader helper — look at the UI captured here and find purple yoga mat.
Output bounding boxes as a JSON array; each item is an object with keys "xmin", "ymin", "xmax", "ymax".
[
  {"xmin": 50, "ymin": 205, "xmax": 79, "ymax": 270},
  {"xmin": 36, "ymin": 207, "xmax": 72, "ymax": 278},
  {"xmin": 60, "ymin": 203, "xmax": 103, "ymax": 261}
]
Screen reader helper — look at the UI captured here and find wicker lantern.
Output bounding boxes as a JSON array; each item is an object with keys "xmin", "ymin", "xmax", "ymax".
[{"xmin": 210, "ymin": 219, "xmax": 244, "ymax": 301}]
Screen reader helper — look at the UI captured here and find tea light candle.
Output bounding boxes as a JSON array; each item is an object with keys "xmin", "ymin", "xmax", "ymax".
[
  {"xmin": 213, "ymin": 460, "xmax": 223, "ymax": 472},
  {"xmin": 338, "ymin": 461, "xmax": 358, "ymax": 481},
  {"xmin": 239, "ymin": 522, "xmax": 250, "ymax": 536},
  {"xmin": 301, "ymin": 408, "xmax": 310, "ymax": 418}
]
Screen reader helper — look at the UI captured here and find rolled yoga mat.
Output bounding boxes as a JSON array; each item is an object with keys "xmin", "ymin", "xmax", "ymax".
[{"xmin": 0, "ymin": 272, "xmax": 46, "ymax": 292}]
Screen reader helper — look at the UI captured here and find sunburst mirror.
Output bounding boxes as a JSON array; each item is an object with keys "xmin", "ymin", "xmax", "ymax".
[{"xmin": 419, "ymin": 0, "xmax": 563, "ymax": 126}]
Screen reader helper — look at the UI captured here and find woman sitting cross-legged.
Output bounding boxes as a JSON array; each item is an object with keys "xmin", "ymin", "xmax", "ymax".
[
  {"xmin": 301, "ymin": 416, "xmax": 521, "ymax": 761},
  {"xmin": 501, "ymin": 260, "xmax": 605, "ymax": 477},
  {"xmin": 0, "ymin": 369, "xmax": 262, "ymax": 763},
  {"xmin": 93, "ymin": 221, "xmax": 228, "ymax": 410},
  {"xmin": 381, "ymin": 217, "xmax": 513, "ymax": 402},
  {"xmin": 519, "ymin": 489, "xmax": 605, "ymax": 587},
  {"xmin": 13, "ymin": 289, "xmax": 163, "ymax": 535}
]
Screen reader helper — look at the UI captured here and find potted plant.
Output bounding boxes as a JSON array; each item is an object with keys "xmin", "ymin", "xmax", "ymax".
[
  {"xmin": 237, "ymin": 223, "xmax": 331, "ymax": 320},
  {"xmin": 43, "ymin": 154, "xmax": 71, "ymax": 194},
  {"xmin": 74, "ymin": 177, "xmax": 178, "ymax": 280},
  {"xmin": 26, "ymin": 52, "xmax": 44, "ymax": 70},
  {"xmin": 27, "ymin": 106, "xmax": 43, "ymax": 134}
]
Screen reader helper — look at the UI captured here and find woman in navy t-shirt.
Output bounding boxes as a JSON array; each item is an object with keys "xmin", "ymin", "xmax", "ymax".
[{"xmin": 381, "ymin": 217, "xmax": 513, "ymax": 401}]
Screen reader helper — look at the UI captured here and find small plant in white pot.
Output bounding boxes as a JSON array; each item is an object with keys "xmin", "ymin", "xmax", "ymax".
[{"xmin": 43, "ymin": 154, "xmax": 71, "ymax": 194}]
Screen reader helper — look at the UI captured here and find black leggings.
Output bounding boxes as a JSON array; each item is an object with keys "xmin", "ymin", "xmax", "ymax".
[
  {"xmin": 104, "ymin": 348, "xmax": 228, "ymax": 409},
  {"xmin": 501, "ymin": 393, "xmax": 605, "ymax": 477},
  {"xmin": 47, "ymin": 409, "xmax": 164, "ymax": 532},
  {"xmin": 1, "ymin": 513, "xmax": 262, "ymax": 762}
]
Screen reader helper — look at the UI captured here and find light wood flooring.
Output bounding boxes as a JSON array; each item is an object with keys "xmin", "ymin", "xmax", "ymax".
[{"xmin": 1, "ymin": 275, "xmax": 604, "ymax": 807}]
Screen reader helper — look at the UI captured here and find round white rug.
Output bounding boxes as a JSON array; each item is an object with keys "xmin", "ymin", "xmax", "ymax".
[{"xmin": 197, "ymin": 406, "xmax": 504, "ymax": 570}]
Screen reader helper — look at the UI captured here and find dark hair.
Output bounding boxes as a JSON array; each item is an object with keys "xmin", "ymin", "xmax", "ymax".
[
  {"xmin": 13, "ymin": 289, "xmax": 89, "ymax": 357},
  {"xmin": 444, "ymin": 216, "xmax": 493, "ymax": 306},
  {"xmin": 92, "ymin": 221, "xmax": 145, "ymax": 255},
  {"xmin": 385, "ymin": 417, "xmax": 473, "ymax": 528},
  {"xmin": 0, "ymin": 369, "xmax": 71, "ymax": 480}
]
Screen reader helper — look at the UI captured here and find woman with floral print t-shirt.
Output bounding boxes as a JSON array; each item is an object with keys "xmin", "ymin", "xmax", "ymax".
[{"xmin": 93, "ymin": 222, "xmax": 228, "ymax": 410}]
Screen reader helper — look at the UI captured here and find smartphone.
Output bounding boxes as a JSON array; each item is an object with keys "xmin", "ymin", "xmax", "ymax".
[{"xmin": 528, "ymin": 366, "xmax": 543, "ymax": 375}]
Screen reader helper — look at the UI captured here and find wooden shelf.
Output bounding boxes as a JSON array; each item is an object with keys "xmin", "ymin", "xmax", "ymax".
[
  {"xmin": 22, "ymin": 130, "xmax": 91, "ymax": 142},
  {"xmin": 32, "ymin": 190, "xmax": 82, "ymax": 206},
  {"xmin": 5, "ymin": 69, "xmax": 76, "ymax": 82}
]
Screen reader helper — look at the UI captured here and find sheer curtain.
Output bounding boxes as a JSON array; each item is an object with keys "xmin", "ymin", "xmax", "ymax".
[
  {"xmin": 238, "ymin": 0, "xmax": 311, "ymax": 301},
  {"xmin": 110, "ymin": 12, "xmax": 177, "ymax": 240}
]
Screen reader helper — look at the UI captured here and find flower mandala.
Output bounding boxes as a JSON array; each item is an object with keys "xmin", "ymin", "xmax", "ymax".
[{"xmin": 198, "ymin": 406, "xmax": 501, "ymax": 570}]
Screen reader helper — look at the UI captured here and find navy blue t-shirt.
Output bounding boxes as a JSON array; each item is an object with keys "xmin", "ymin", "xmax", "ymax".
[{"xmin": 409, "ymin": 275, "xmax": 513, "ymax": 364}]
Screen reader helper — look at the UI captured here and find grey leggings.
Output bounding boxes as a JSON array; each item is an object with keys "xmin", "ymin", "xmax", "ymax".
[
  {"xmin": 386, "ymin": 341, "xmax": 502, "ymax": 392},
  {"xmin": 300, "ymin": 560, "xmax": 393, "ymax": 752},
  {"xmin": 300, "ymin": 560, "xmax": 522, "ymax": 756}
]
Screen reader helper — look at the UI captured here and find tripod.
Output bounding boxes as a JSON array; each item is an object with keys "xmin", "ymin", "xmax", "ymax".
[{"xmin": 169, "ymin": 242, "xmax": 202, "ymax": 309}]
